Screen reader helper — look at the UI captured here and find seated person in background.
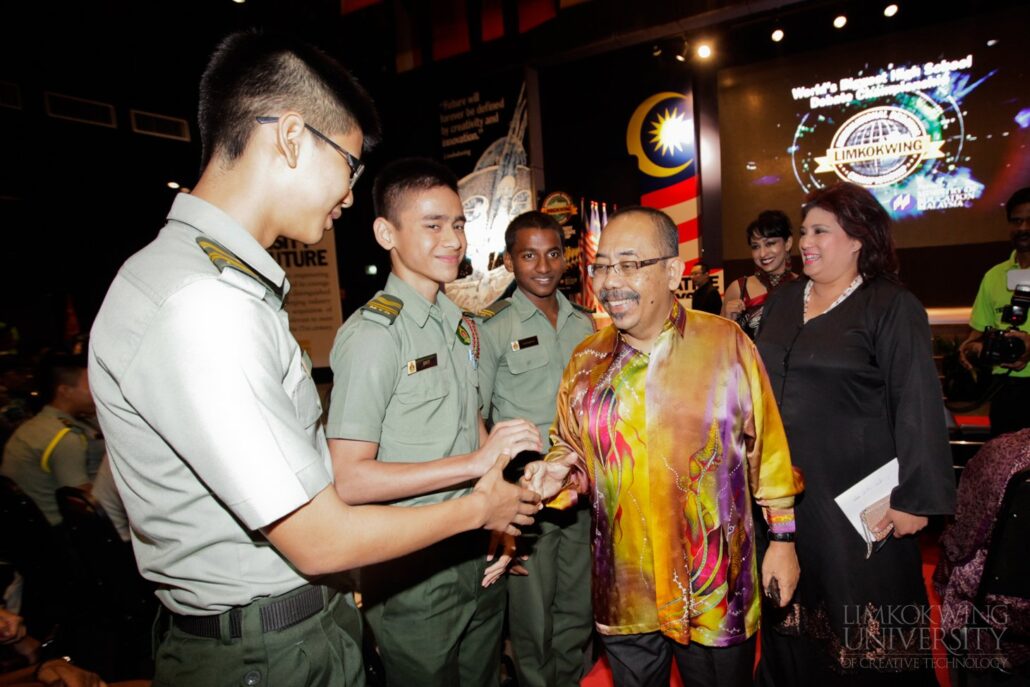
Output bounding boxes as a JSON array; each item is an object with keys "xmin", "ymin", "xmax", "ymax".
[
  {"xmin": 721, "ymin": 210, "xmax": 798, "ymax": 339},
  {"xmin": 959, "ymin": 187, "xmax": 1030, "ymax": 437},
  {"xmin": 934, "ymin": 428, "xmax": 1030, "ymax": 675},
  {"xmin": 1, "ymin": 606, "xmax": 104, "ymax": 686},
  {"xmin": 689, "ymin": 262, "xmax": 723, "ymax": 315},
  {"xmin": 1, "ymin": 605, "xmax": 153, "ymax": 686},
  {"xmin": 1, "ymin": 353, "xmax": 104, "ymax": 526}
]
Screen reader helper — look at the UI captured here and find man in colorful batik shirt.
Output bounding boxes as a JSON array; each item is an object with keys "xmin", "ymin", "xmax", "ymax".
[{"xmin": 524, "ymin": 207, "xmax": 804, "ymax": 687}]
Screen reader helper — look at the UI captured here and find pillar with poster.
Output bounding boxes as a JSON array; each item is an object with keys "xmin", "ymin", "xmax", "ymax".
[{"xmin": 268, "ymin": 233, "xmax": 344, "ymax": 369}]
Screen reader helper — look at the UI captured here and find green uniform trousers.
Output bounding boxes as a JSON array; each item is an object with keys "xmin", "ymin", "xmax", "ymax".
[
  {"xmin": 153, "ymin": 586, "xmax": 365, "ymax": 687},
  {"xmin": 361, "ymin": 531, "xmax": 506, "ymax": 687},
  {"xmin": 508, "ymin": 505, "xmax": 593, "ymax": 687}
]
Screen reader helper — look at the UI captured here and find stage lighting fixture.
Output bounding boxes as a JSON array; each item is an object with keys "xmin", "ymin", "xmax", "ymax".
[
  {"xmin": 833, "ymin": 15, "xmax": 847, "ymax": 29},
  {"xmin": 696, "ymin": 44, "xmax": 712, "ymax": 59},
  {"xmin": 167, "ymin": 181, "xmax": 181, "ymax": 190},
  {"xmin": 771, "ymin": 29, "xmax": 784, "ymax": 42},
  {"xmin": 884, "ymin": 4, "xmax": 899, "ymax": 17}
]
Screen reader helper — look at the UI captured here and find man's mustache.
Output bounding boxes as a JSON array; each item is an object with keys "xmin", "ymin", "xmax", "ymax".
[
  {"xmin": 1014, "ymin": 230, "xmax": 1030, "ymax": 242},
  {"xmin": 599, "ymin": 289, "xmax": 640, "ymax": 304}
]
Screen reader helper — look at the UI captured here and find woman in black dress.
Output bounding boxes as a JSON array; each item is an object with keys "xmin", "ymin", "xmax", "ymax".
[{"xmin": 755, "ymin": 183, "xmax": 955, "ymax": 686}]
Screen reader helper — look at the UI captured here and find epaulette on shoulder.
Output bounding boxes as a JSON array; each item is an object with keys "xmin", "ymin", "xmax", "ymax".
[
  {"xmin": 196, "ymin": 237, "xmax": 283, "ymax": 301},
  {"xmin": 572, "ymin": 302, "xmax": 595, "ymax": 316},
  {"xmin": 57, "ymin": 417, "xmax": 84, "ymax": 433},
  {"xmin": 478, "ymin": 299, "xmax": 512, "ymax": 320},
  {"xmin": 360, "ymin": 293, "xmax": 404, "ymax": 325}
]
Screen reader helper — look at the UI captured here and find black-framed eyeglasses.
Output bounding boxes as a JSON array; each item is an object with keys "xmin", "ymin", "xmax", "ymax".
[
  {"xmin": 255, "ymin": 116, "xmax": 364, "ymax": 189},
  {"xmin": 587, "ymin": 255, "xmax": 678, "ymax": 278}
]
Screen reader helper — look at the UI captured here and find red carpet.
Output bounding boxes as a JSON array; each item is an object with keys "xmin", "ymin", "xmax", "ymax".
[{"xmin": 581, "ymin": 541, "xmax": 950, "ymax": 686}]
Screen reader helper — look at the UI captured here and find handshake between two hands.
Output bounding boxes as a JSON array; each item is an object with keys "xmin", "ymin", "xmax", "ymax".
[
  {"xmin": 470, "ymin": 420, "xmax": 803, "ymax": 607},
  {"xmin": 470, "ymin": 418, "xmax": 575, "ymax": 587}
]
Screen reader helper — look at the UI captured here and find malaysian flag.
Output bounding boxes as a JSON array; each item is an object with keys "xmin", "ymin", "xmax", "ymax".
[{"xmin": 626, "ymin": 91, "xmax": 703, "ymax": 287}]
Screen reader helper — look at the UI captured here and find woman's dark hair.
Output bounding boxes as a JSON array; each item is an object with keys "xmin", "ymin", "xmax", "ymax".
[
  {"xmin": 745, "ymin": 209, "xmax": 792, "ymax": 243},
  {"xmin": 802, "ymin": 183, "xmax": 899, "ymax": 280}
]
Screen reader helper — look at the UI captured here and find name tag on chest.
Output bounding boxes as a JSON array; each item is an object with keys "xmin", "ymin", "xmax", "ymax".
[
  {"xmin": 511, "ymin": 336, "xmax": 539, "ymax": 352},
  {"xmin": 406, "ymin": 354, "xmax": 438, "ymax": 375}
]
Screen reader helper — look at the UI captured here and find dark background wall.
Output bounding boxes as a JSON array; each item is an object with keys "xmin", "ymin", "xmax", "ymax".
[{"xmin": 1, "ymin": 0, "xmax": 1025, "ymax": 353}]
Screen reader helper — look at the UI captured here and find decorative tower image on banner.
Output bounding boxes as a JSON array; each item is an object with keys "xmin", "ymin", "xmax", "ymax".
[
  {"xmin": 445, "ymin": 84, "xmax": 533, "ymax": 312},
  {"xmin": 626, "ymin": 91, "xmax": 710, "ymax": 295}
]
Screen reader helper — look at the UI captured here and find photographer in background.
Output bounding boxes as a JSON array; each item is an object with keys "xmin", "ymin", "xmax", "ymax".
[{"xmin": 959, "ymin": 187, "xmax": 1030, "ymax": 436}]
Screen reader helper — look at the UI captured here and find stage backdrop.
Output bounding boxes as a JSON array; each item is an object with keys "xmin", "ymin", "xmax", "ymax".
[
  {"xmin": 539, "ymin": 47, "xmax": 707, "ymax": 299},
  {"xmin": 718, "ymin": 4, "xmax": 1029, "ymax": 268}
]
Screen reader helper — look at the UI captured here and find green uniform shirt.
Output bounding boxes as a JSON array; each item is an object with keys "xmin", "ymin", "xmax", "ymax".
[
  {"xmin": 478, "ymin": 289, "xmax": 594, "ymax": 442},
  {"xmin": 1, "ymin": 405, "xmax": 101, "ymax": 525},
  {"xmin": 89, "ymin": 193, "xmax": 332, "ymax": 614},
  {"xmin": 327, "ymin": 273, "xmax": 481, "ymax": 507},
  {"xmin": 969, "ymin": 250, "xmax": 1030, "ymax": 378}
]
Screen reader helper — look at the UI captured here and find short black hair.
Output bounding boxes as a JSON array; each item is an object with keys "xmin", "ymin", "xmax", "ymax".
[
  {"xmin": 198, "ymin": 30, "xmax": 381, "ymax": 167},
  {"xmin": 746, "ymin": 210, "xmax": 793, "ymax": 242},
  {"xmin": 373, "ymin": 158, "xmax": 459, "ymax": 223},
  {"xmin": 1006, "ymin": 187, "xmax": 1030, "ymax": 219},
  {"xmin": 37, "ymin": 352, "xmax": 86, "ymax": 404},
  {"xmin": 693, "ymin": 262, "xmax": 710, "ymax": 274},
  {"xmin": 504, "ymin": 211, "xmax": 563, "ymax": 254},
  {"xmin": 608, "ymin": 206, "xmax": 678, "ymax": 257}
]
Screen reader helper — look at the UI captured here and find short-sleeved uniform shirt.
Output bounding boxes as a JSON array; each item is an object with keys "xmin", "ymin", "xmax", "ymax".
[
  {"xmin": 326, "ymin": 273, "xmax": 480, "ymax": 507},
  {"xmin": 478, "ymin": 289, "xmax": 594, "ymax": 443},
  {"xmin": 88, "ymin": 193, "xmax": 332, "ymax": 615},
  {"xmin": 1, "ymin": 405, "xmax": 100, "ymax": 525},
  {"xmin": 969, "ymin": 250, "xmax": 1030, "ymax": 378}
]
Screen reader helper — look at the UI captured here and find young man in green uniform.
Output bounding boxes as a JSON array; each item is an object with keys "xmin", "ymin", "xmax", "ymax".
[
  {"xmin": 477, "ymin": 211, "xmax": 596, "ymax": 686},
  {"xmin": 2, "ymin": 353, "xmax": 102, "ymax": 525},
  {"xmin": 88, "ymin": 33, "xmax": 539, "ymax": 687},
  {"xmin": 327, "ymin": 158, "xmax": 543, "ymax": 687}
]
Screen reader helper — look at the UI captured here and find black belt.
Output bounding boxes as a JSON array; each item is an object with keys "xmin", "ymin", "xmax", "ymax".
[{"xmin": 172, "ymin": 585, "xmax": 328, "ymax": 640}]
